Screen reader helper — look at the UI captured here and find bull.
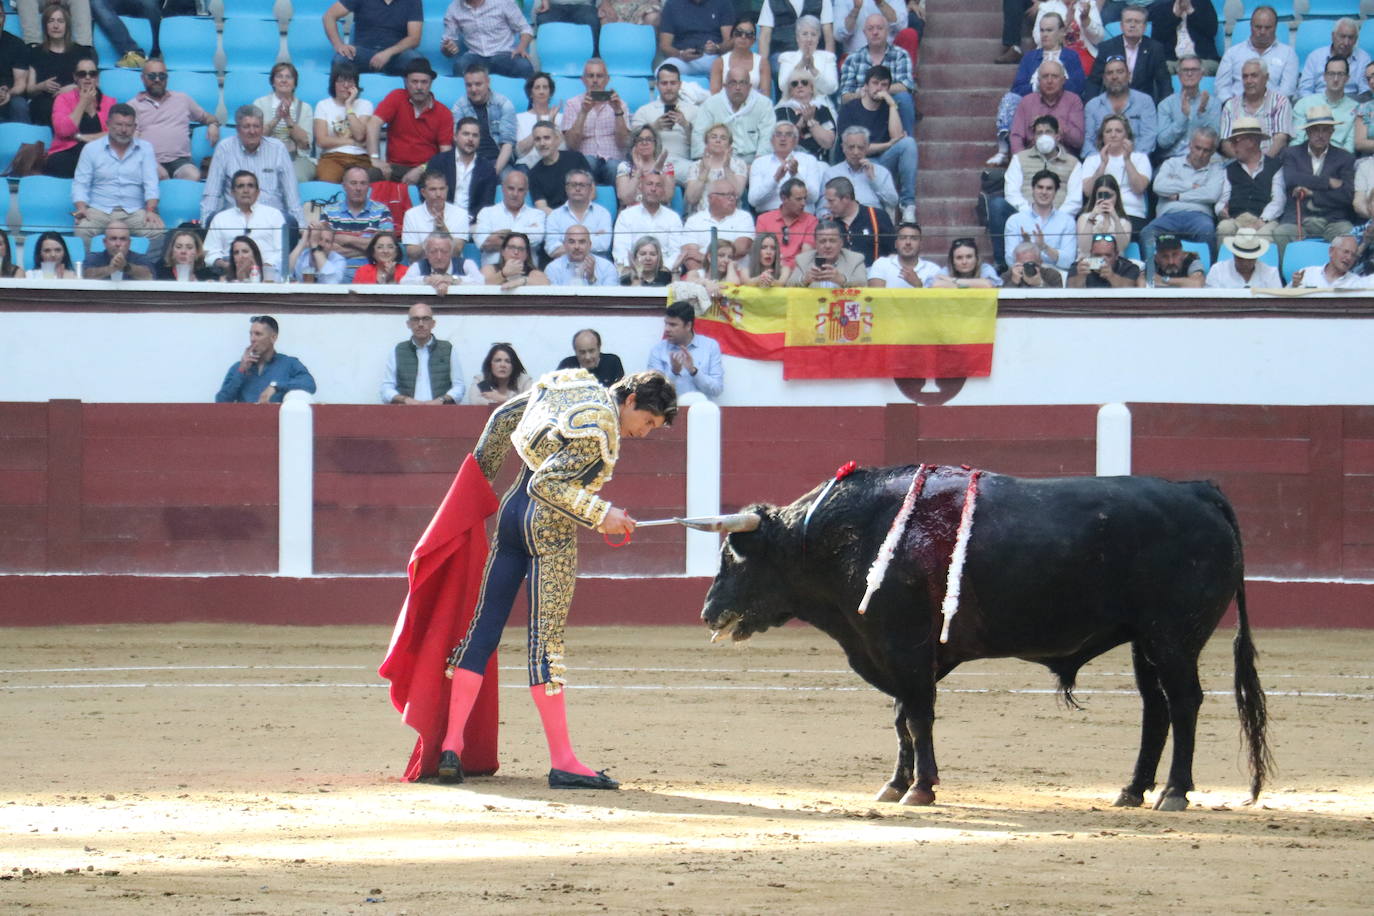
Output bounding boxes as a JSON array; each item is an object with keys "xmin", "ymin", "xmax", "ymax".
[{"xmin": 700, "ymin": 465, "xmax": 1271, "ymax": 811}]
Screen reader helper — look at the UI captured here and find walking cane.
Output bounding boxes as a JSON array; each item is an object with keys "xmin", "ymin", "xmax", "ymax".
[{"xmin": 1296, "ymin": 194, "xmax": 1305, "ymax": 242}]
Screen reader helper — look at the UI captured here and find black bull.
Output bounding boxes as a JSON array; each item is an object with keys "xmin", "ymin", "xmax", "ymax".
[{"xmin": 700, "ymin": 465, "xmax": 1272, "ymax": 810}]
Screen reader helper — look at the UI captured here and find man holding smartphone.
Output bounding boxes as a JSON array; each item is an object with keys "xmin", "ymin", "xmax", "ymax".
[
  {"xmin": 558, "ymin": 59, "xmax": 630, "ymax": 186},
  {"xmin": 631, "ymin": 65, "xmax": 698, "ymax": 182}
]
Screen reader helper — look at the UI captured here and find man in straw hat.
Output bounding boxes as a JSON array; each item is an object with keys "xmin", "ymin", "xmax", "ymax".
[
  {"xmin": 1217, "ymin": 58, "xmax": 1291, "ymax": 159},
  {"xmin": 1273, "ymin": 104, "xmax": 1356, "ymax": 252},
  {"xmin": 1292, "ymin": 56, "xmax": 1357, "ymax": 153},
  {"xmin": 1204, "ymin": 228, "xmax": 1281, "ymax": 288},
  {"xmin": 1215, "ymin": 117, "xmax": 1283, "ymax": 247}
]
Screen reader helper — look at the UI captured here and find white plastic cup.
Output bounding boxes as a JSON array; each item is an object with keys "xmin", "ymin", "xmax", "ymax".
[
  {"xmin": 40, "ymin": 260, "xmax": 56, "ymax": 278},
  {"xmin": 110, "ymin": 269, "xmax": 124, "ymax": 282},
  {"xmin": 175, "ymin": 263, "xmax": 191, "ymax": 282},
  {"xmin": 74, "ymin": 261, "xmax": 83, "ymax": 279}
]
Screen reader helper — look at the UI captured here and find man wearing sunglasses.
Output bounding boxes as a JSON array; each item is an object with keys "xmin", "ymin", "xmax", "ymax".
[
  {"xmin": 130, "ymin": 59, "xmax": 220, "ymax": 181},
  {"xmin": 1067, "ymin": 233, "xmax": 1144, "ymax": 288},
  {"xmin": 659, "ymin": 0, "xmax": 736, "ymax": 77}
]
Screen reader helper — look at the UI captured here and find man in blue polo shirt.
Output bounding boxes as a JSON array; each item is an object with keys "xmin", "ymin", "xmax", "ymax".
[
  {"xmin": 325, "ymin": 0, "xmax": 425, "ymax": 76},
  {"xmin": 658, "ymin": 0, "xmax": 735, "ymax": 77},
  {"xmin": 215, "ymin": 316, "xmax": 318, "ymax": 404}
]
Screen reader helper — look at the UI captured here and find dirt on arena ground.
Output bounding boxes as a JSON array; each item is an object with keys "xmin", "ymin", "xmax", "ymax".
[{"xmin": 1, "ymin": 623, "xmax": 1371, "ymax": 914}]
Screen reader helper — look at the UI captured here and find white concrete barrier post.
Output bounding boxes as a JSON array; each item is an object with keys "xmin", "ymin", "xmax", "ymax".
[
  {"xmin": 1096, "ymin": 402, "xmax": 1132, "ymax": 477},
  {"xmin": 278, "ymin": 390, "xmax": 314, "ymax": 576},
  {"xmin": 681, "ymin": 394, "xmax": 721, "ymax": 577}
]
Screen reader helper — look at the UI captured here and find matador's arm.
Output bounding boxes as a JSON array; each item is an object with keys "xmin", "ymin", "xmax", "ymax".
[
  {"xmin": 472, "ymin": 392, "xmax": 531, "ymax": 480},
  {"xmin": 527, "ymin": 433, "xmax": 615, "ymax": 530}
]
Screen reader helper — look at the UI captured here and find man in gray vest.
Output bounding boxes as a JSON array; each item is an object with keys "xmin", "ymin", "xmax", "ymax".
[{"xmin": 380, "ymin": 302, "xmax": 466, "ymax": 405}]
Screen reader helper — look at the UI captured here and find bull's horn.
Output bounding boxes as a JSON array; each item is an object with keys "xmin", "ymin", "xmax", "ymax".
[{"xmin": 680, "ymin": 513, "xmax": 762, "ymax": 532}]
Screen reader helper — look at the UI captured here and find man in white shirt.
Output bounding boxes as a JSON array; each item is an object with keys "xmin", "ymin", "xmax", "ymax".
[
  {"xmin": 1214, "ymin": 6, "xmax": 1298, "ymax": 102},
  {"xmin": 1003, "ymin": 169, "xmax": 1077, "ymax": 270},
  {"xmin": 1205, "ymin": 229, "xmax": 1282, "ymax": 289},
  {"xmin": 542, "ymin": 168, "xmax": 613, "ymax": 260},
  {"xmin": 473, "ymin": 168, "xmax": 546, "ymax": 266},
  {"xmin": 203, "ymin": 170, "xmax": 286, "ymax": 280},
  {"xmin": 1289, "ymin": 235, "xmax": 1368, "ymax": 290},
  {"xmin": 689, "ymin": 66, "xmax": 777, "ymax": 163},
  {"xmin": 402, "ymin": 169, "xmax": 469, "ymax": 260},
  {"xmin": 682, "ymin": 178, "xmax": 757, "ymax": 263},
  {"xmin": 399, "ymin": 231, "xmax": 484, "ymax": 293},
  {"xmin": 868, "ymin": 221, "xmax": 940, "ymax": 288},
  {"xmin": 380, "ymin": 302, "xmax": 466, "ymax": 405},
  {"xmin": 544, "ymin": 224, "xmax": 619, "ymax": 286},
  {"xmin": 630, "ymin": 64, "xmax": 698, "ymax": 181},
  {"xmin": 612, "ymin": 170, "xmax": 683, "ymax": 270},
  {"xmin": 748, "ymin": 121, "xmax": 823, "ymax": 213},
  {"xmin": 821, "ymin": 126, "xmax": 898, "ymax": 214}
]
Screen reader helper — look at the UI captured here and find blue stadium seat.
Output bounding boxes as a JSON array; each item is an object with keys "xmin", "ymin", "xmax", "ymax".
[
  {"xmin": 408, "ymin": 184, "xmax": 420, "ymax": 206},
  {"xmin": 1281, "ymin": 239, "xmax": 1330, "ymax": 281},
  {"xmin": 288, "ymin": 18, "xmax": 341, "ymax": 70},
  {"xmin": 0, "ymin": 123, "xmax": 53, "ymax": 172},
  {"xmin": 609, "ymin": 75, "xmax": 650, "ymax": 113},
  {"xmin": 1238, "ymin": 0, "xmax": 1291, "ymax": 20},
  {"xmin": 594, "ymin": 183, "xmax": 617, "ymax": 219},
  {"xmin": 1301, "ymin": 0, "xmax": 1348, "ymax": 18},
  {"xmin": 92, "ymin": 16, "xmax": 153, "ymax": 67},
  {"xmin": 222, "ymin": 18, "xmax": 284, "ymax": 73},
  {"xmin": 1292, "ymin": 20, "xmax": 1329, "ymax": 66},
  {"xmin": 99, "ymin": 67, "xmax": 144, "ymax": 103},
  {"xmin": 1229, "ymin": 22, "xmax": 1249, "ymax": 48},
  {"xmin": 534, "ymin": 23, "xmax": 593, "ymax": 76},
  {"xmin": 296, "ymin": 68, "xmax": 329, "ymax": 107},
  {"xmin": 223, "ymin": 70, "xmax": 271, "ymax": 124},
  {"xmin": 290, "ymin": 0, "xmax": 339, "ymax": 18},
  {"xmin": 159, "ymin": 18, "xmax": 220, "ymax": 72},
  {"xmin": 489, "ymin": 74, "xmax": 528, "ymax": 105},
  {"xmin": 157, "ymin": 179, "xmax": 205, "ymax": 227},
  {"xmin": 87, "ymin": 234, "xmax": 151, "ymax": 254},
  {"xmin": 3, "ymin": 13, "xmax": 19, "ymax": 38},
  {"xmin": 298, "ymin": 180, "xmax": 343, "ymax": 206},
  {"xmin": 418, "ymin": 17, "xmax": 447, "ymax": 66},
  {"xmin": 17, "ymin": 176, "xmax": 75, "ymax": 234},
  {"xmin": 222, "ymin": 0, "xmax": 280, "ymax": 18},
  {"xmin": 174, "ymin": 70, "xmax": 222, "ymax": 117},
  {"xmin": 20, "ymin": 233, "xmax": 82, "ymax": 271},
  {"xmin": 1180, "ymin": 239, "xmax": 1211, "ymax": 270},
  {"xmin": 190, "ymin": 124, "xmax": 216, "ymax": 164},
  {"xmin": 599, "ymin": 23, "xmax": 656, "ymax": 77},
  {"xmin": 1363, "ymin": 21, "xmax": 1374, "ymax": 60},
  {"xmin": 432, "ymin": 75, "xmax": 464, "ymax": 104},
  {"xmin": 360, "ymin": 72, "xmax": 403, "ymax": 102}
]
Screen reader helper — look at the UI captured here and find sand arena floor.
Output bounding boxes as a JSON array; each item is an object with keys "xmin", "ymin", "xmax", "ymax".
[{"xmin": 1, "ymin": 624, "xmax": 1371, "ymax": 914}]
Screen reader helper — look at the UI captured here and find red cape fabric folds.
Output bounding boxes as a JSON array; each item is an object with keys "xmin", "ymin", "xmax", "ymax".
[{"xmin": 379, "ymin": 454, "xmax": 501, "ymax": 780}]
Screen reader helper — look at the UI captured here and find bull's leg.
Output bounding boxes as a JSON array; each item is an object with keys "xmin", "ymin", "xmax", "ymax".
[
  {"xmin": 876, "ymin": 700, "xmax": 914, "ymax": 802},
  {"xmin": 897, "ymin": 682, "xmax": 939, "ymax": 806},
  {"xmin": 1117, "ymin": 641, "xmax": 1170, "ymax": 808},
  {"xmin": 1152, "ymin": 654, "xmax": 1205, "ymax": 812}
]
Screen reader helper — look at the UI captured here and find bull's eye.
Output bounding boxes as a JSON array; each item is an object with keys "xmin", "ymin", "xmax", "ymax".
[{"xmin": 727, "ymin": 544, "xmax": 743, "ymax": 563}]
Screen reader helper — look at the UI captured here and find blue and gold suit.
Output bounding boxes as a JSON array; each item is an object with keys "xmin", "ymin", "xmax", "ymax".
[{"xmin": 448, "ymin": 369, "xmax": 620, "ymax": 694}]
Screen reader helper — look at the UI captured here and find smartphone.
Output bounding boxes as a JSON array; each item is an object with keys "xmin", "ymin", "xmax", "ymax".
[
  {"xmin": 662, "ymin": 102, "xmax": 676, "ymax": 113},
  {"xmin": 1096, "ymin": 190, "xmax": 1112, "ymax": 202},
  {"xmin": 1085, "ymin": 257, "xmax": 1105, "ymax": 270},
  {"xmin": 588, "ymin": 90, "xmax": 612, "ymax": 102},
  {"xmin": 814, "ymin": 257, "xmax": 830, "ymax": 268}
]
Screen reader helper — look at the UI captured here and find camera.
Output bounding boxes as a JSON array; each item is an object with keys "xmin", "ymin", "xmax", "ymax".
[
  {"xmin": 1085, "ymin": 256, "xmax": 1105, "ymax": 270},
  {"xmin": 1022, "ymin": 261, "xmax": 1039, "ymax": 277},
  {"xmin": 588, "ymin": 90, "xmax": 612, "ymax": 102}
]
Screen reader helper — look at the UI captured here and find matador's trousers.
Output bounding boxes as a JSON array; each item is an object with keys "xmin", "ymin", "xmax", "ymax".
[{"xmin": 450, "ymin": 467, "xmax": 577, "ymax": 692}]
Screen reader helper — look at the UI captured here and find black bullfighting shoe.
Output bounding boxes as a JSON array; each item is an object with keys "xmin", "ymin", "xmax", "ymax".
[
  {"xmin": 547, "ymin": 768, "xmax": 620, "ymax": 790},
  {"xmin": 437, "ymin": 750, "xmax": 464, "ymax": 784}
]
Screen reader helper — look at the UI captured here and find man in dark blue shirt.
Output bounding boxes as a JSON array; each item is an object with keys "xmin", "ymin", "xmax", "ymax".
[
  {"xmin": 215, "ymin": 315, "xmax": 318, "ymax": 404},
  {"xmin": 658, "ymin": 0, "xmax": 735, "ymax": 77},
  {"xmin": 81, "ymin": 221, "xmax": 157, "ymax": 281},
  {"xmin": 325, "ymin": 0, "xmax": 425, "ymax": 76},
  {"xmin": 836, "ymin": 64, "xmax": 918, "ymax": 222}
]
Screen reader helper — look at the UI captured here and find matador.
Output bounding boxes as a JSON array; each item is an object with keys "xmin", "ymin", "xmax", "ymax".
[{"xmin": 439, "ymin": 368, "xmax": 678, "ymax": 790}]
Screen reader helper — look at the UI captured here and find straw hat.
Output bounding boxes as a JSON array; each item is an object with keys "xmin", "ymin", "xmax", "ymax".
[
  {"xmin": 1302, "ymin": 104, "xmax": 1338, "ymax": 129},
  {"xmin": 1226, "ymin": 117, "xmax": 1269, "ymax": 141},
  {"xmin": 1222, "ymin": 228, "xmax": 1271, "ymax": 260}
]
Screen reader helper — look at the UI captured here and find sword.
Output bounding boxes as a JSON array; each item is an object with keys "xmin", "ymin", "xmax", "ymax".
[{"xmin": 603, "ymin": 513, "xmax": 761, "ymax": 546}]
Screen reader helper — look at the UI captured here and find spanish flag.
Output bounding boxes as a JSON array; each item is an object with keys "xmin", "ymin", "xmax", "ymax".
[{"xmin": 696, "ymin": 286, "xmax": 997, "ymax": 380}]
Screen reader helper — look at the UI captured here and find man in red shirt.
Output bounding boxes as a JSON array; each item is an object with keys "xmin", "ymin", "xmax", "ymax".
[
  {"xmin": 366, "ymin": 57, "xmax": 454, "ymax": 184},
  {"xmin": 754, "ymin": 178, "xmax": 817, "ymax": 268}
]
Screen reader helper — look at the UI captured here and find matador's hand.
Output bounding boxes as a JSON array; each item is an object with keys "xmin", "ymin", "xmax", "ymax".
[{"xmin": 599, "ymin": 506, "xmax": 636, "ymax": 535}]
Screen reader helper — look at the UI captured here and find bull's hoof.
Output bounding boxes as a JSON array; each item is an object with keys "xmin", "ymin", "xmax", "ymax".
[
  {"xmin": 1153, "ymin": 793, "xmax": 1189, "ymax": 812},
  {"xmin": 1113, "ymin": 790, "xmax": 1145, "ymax": 808},
  {"xmin": 899, "ymin": 785, "xmax": 936, "ymax": 806},
  {"xmin": 875, "ymin": 783, "xmax": 907, "ymax": 803}
]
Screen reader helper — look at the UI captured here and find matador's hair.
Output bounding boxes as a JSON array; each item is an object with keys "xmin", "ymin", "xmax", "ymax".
[{"xmin": 612, "ymin": 370, "xmax": 678, "ymax": 425}]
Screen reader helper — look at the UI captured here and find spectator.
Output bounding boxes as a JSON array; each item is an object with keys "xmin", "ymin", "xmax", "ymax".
[
  {"xmin": 204, "ymin": 171, "xmax": 287, "ymax": 280},
  {"xmin": 613, "ymin": 170, "xmax": 683, "ymax": 270},
  {"xmin": 81, "ymin": 219, "xmax": 153, "ymax": 280},
  {"xmin": 1000, "ymin": 239, "xmax": 1065, "ymax": 288},
  {"xmin": 931, "ymin": 236, "xmax": 1002, "ymax": 288},
  {"xmin": 480, "ymin": 230, "xmax": 550, "ymax": 288},
  {"xmin": 755, "ymin": 177, "xmax": 817, "ymax": 268},
  {"xmin": 156, "ymin": 227, "xmax": 213, "ymax": 282},
  {"xmin": 1067, "ymin": 232, "xmax": 1143, "ymax": 288},
  {"xmin": 749, "ymin": 121, "xmax": 822, "ymax": 214},
  {"xmin": 1273, "ymin": 106, "xmax": 1356, "ymax": 252},
  {"xmin": 1215, "ymin": 117, "xmax": 1283, "ymax": 247},
  {"xmin": 1289, "ymin": 235, "xmax": 1366, "ymax": 290},
  {"xmin": 682, "ymin": 177, "xmax": 756, "ymax": 263},
  {"xmin": 0, "ymin": 229, "xmax": 20, "ymax": 278},
  {"xmin": 366, "ymin": 57, "xmax": 454, "ymax": 185},
  {"xmin": 400, "ymin": 230, "xmax": 484, "ymax": 291},
  {"xmin": 440, "ymin": 0, "xmax": 534, "ymax": 79},
  {"xmin": 287, "ymin": 221, "xmax": 349, "ymax": 283},
  {"xmin": 201, "ymin": 105, "xmax": 305, "ymax": 227},
  {"xmin": 215, "ymin": 315, "xmax": 317, "ymax": 404},
  {"xmin": 776, "ymin": 15, "xmax": 837, "ymax": 98},
  {"xmin": 1145, "ymin": 231, "xmax": 1204, "ymax": 287},
  {"xmin": 1076, "ymin": 173, "xmax": 1132, "ymax": 258},
  {"xmin": 1003, "ymin": 168, "xmax": 1076, "ymax": 271},
  {"xmin": 836, "ymin": 65, "xmax": 917, "ymax": 222},
  {"xmin": 774, "ymin": 70, "xmax": 836, "ymax": 160},
  {"xmin": 617, "ymin": 125, "xmax": 671, "ymax": 208},
  {"xmin": 131, "ymin": 59, "xmax": 220, "ymax": 182},
  {"xmin": 620, "ymin": 235, "xmax": 674, "ymax": 286},
  {"xmin": 426, "ymin": 116, "xmax": 499, "ymax": 220},
  {"xmin": 1078, "ymin": 114, "xmax": 1152, "ymax": 237},
  {"xmin": 684, "ymin": 121, "xmax": 749, "ymax": 214},
  {"xmin": 528, "ymin": 120, "xmax": 592, "ymax": 211},
  {"xmin": 313, "ymin": 62, "xmax": 373, "ymax": 184},
  {"xmin": 43, "ymin": 55, "xmax": 108, "ymax": 177},
  {"xmin": 868, "ymin": 221, "xmax": 940, "ymax": 288},
  {"xmin": 220, "ymin": 236, "xmax": 266, "ymax": 283},
  {"xmin": 758, "ymin": 0, "xmax": 836, "ymax": 74},
  {"xmin": 1085, "ymin": 6, "xmax": 1170, "ymax": 103},
  {"xmin": 1354, "ymin": 67, "xmax": 1374, "ymax": 154},
  {"xmin": 990, "ymin": 12, "xmax": 1085, "ymax": 166},
  {"xmin": 822, "ymin": 175, "xmax": 893, "ymax": 267},
  {"xmin": 544, "ymin": 167, "xmax": 612, "ymax": 259},
  {"xmin": 711, "ymin": 20, "xmax": 770, "ymax": 94},
  {"xmin": 1009, "ymin": 58, "xmax": 1085, "ymax": 155},
  {"xmin": 648, "ymin": 300, "xmax": 723, "ymax": 400},
  {"xmin": 683, "ymin": 236, "xmax": 744, "ymax": 285},
  {"xmin": 1297, "ymin": 18, "xmax": 1369, "ymax": 98},
  {"xmin": 1082, "ymin": 55, "xmax": 1158, "ymax": 156},
  {"xmin": 1033, "ymin": 0, "xmax": 1103, "ymax": 73},
  {"xmin": 657, "ymin": 0, "xmax": 734, "ymax": 78},
  {"xmin": 738, "ymin": 230, "xmax": 783, "ymax": 286},
  {"xmin": 24, "ymin": 3, "xmax": 92, "ymax": 128},
  {"xmin": 823, "ymin": 126, "xmax": 898, "ymax": 214},
  {"xmin": 403, "ymin": 168, "xmax": 469, "ymax": 261},
  {"xmin": 0, "ymin": 6, "xmax": 30, "ymax": 123},
  {"xmin": 16, "ymin": 0, "xmax": 91, "ymax": 48},
  {"xmin": 352, "ymin": 230, "xmax": 409, "ymax": 284},
  {"xmin": 599, "ymin": 0, "xmax": 662, "ymax": 27},
  {"xmin": 381, "ymin": 302, "xmax": 465, "ymax": 405},
  {"xmin": 254, "ymin": 63, "xmax": 316, "ymax": 184},
  {"xmin": 465, "ymin": 341, "xmax": 530, "ymax": 405},
  {"xmin": 452, "ymin": 63, "xmax": 517, "ymax": 174},
  {"xmin": 989, "ymin": 115, "xmax": 1081, "ymax": 256},
  {"xmin": 1356, "ymin": 154, "xmax": 1374, "ymax": 223},
  {"xmin": 1205, "ymin": 228, "xmax": 1281, "ymax": 288},
  {"xmin": 556, "ymin": 329, "xmax": 625, "ymax": 386},
  {"xmin": 27, "ymin": 230, "xmax": 75, "ymax": 279},
  {"xmin": 632, "ymin": 65, "xmax": 698, "ymax": 182},
  {"xmin": 690, "ymin": 65, "xmax": 776, "ymax": 164},
  {"xmin": 1292, "ymin": 58, "xmax": 1356, "ymax": 153},
  {"xmin": 72, "ymin": 102, "xmax": 163, "ymax": 244},
  {"xmin": 325, "ymin": 0, "xmax": 424, "ymax": 76},
  {"xmin": 834, "ymin": 0, "xmax": 898, "ymax": 56},
  {"xmin": 1217, "ymin": 58, "xmax": 1292, "ymax": 158},
  {"xmin": 323, "ymin": 165, "xmax": 396, "ymax": 277},
  {"xmin": 474, "ymin": 169, "xmax": 545, "ymax": 266},
  {"xmin": 1139, "ymin": 126, "xmax": 1222, "ymax": 263},
  {"xmin": 787, "ymin": 220, "xmax": 868, "ymax": 288},
  {"xmin": 1146, "ymin": 0, "xmax": 1219, "ymax": 75},
  {"xmin": 1155, "ymin": 54, "xmax": 1220, "ymax": 160},
  {"xmin": 558, "ymin": 58, "xmax": 630, "ymax": 185},
  {"xmin": 1214, "ymin": 6, "xmax": 1297, "ymax": 103},
  {"xmin": 515, "ymin": 72, "xmax": 560, "ymax": 168},
  {"xmin": 544, "ymin": 223, "xmax": 618, "ymax": 285}
]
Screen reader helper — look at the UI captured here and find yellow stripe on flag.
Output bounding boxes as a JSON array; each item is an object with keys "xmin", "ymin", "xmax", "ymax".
[{"xmin": 783, "ymin": 287, "xmax": 997, "ymax": 347}]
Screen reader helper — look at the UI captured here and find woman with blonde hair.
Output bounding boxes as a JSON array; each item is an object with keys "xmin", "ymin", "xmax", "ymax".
[
  {"xmin": 739, "ymin": 231, "xmax": 783, "ymax": 287},
  {"xmin": 157, "ymin": 228, "xmax": 215, "ymax": 281},
  {"xmin": 620, "ymin": 235, "xmax": 673, "ymax": 286},
  {"xmin": 615, "ymin": 124, "xmax": 670, "ymax": 208},
  {"xmin": 684, "ymin": 122, "xmax": 747, "ymax": 214}
]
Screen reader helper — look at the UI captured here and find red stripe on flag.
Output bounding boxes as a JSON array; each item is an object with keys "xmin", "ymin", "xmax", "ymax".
[
  {"xmin": 696, "ymin": 318, "xmax": 786, "ymax": 361},
  {"xmin": 782, "ymin": 343, "xmax": 993, "ymax": 380}
]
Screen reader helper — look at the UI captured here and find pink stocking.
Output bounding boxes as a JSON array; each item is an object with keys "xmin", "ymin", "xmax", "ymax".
[
  {"xmin": 441, "ymin": 669, "xmax": 486, "ymax": 753},
  {"xmin": 529, "ymin": 685, "xmax": 597, "ymax": 776}
]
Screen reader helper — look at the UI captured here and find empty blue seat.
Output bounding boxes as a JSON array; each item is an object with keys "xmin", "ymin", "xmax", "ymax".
[
  {"xmin": 418, "ymin": 17, "xmax": 447, "ymax": 65},
  {"xmin": 190, "ymin": 124, "xmax": 216, "ymax": 165},
  {"xmin": 174, "ymin": 70, "xmax": 222, "ymax": 117},
  {"xmin": 0, "ymin": 123, "xmax": 53, "ymax": 172},
  {"xmin": 594, "ymin": 183, "xmax": 617, "ymax": 219},
  {"xmin": 17, "ymin": 176, "xmax": 75, "ymax": 234},
  {"xmin": 289, "ymin": 0, "xmax": 339, "ymax": 18},
  {"xmin": 222, "ymin": 18, "xmax": 284, "ymax": 73},
  {"xmin": 489, "ymin": 74, "xmax": 527, "ymax": 105},
  {"xmin": 298, "ymin": 180, "xmax": 343, "ymax": 206},
  {"xmin": 1292, "ymin": 20, "xmax": 1334, "ymax": 65},
  {"xmin": 1363, "ymin": 21, "xmax": 1374, "ymax": 60},
  {"xmin": 1229, "ymin": 22, "xmax": 1250, "ymax": 48},
  {"xmin": 599, "ymin": 23, "xmax": 656, "ymax": 77},
  {"xmin": 288, "ymin": 18, "xmax": 341, "ymax": 70},
  {"xmin": 157, "ymin": 179, "xmax": 205, "ymax": 226},
  {"xmin": 295, "ymin": 68, "xmax": 329, "ymax": 107},
  {"xmin": 1281, "ymin": 239, "xmax": 1330, "ymax": 281},
  {"xmin": 534, "ymin": 23, "xmax": 593, "ymax": 76},
  {"xmin": 432, "ymin": 75, "xmax": 464, "ymax": 104},
  {"xmin": 99, "ymin": 67, "xmax": 145, "ymax": 103},
  {"xmin": 1301, "ymin": 0, "xmax": 1347, "ymax": 19},
  {"xmin": 360, "ymin": 72, "xmax": 403, "ymax": 102},
  {"xmin": 609, "ymin": 75, "xmax": 650, "ymax": 113},
  {"xmin": 159, "ymin": 18, "xmax": 220, "ymax": 72},
  {"xmin": 222, "ymin": 0, "xmax": 281, "ymax": 18},
  {"xmin": 223, "ymin": 70, "xmax": 272, "ymax": 124}
]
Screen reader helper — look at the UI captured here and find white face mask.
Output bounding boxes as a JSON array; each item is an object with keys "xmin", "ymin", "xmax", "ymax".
[{"xmin": 1035, "ymin": 133, "xmax": 1057, "ymax": 155}]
